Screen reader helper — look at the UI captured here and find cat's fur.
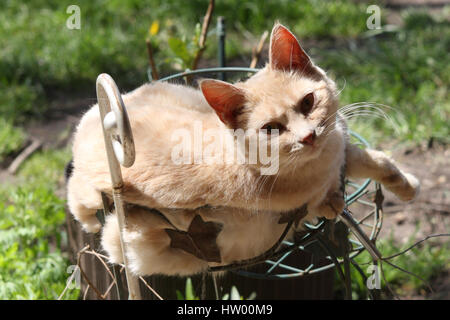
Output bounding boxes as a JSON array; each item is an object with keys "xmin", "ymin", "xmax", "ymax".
[{"xmin": 67, "ymin": 24, "xmax": 419, "ymax": 276}]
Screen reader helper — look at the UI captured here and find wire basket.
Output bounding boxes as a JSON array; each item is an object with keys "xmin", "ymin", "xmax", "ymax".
[{"xmin": 88, "ymin": 69, "xmax": 385, "ymax": 300}]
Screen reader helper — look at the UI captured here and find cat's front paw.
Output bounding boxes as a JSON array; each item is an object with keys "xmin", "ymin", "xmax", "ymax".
[
  {"xmin": 397, "ymin": 172, "xmax": 420, "ymax": 201},
  {"xmin": 383, "ymin": 171, "xmax": 420, "ymax": 202},
  {"xmin": 314, "ymin": 193, "xmax": 345, "ymax": 220}
]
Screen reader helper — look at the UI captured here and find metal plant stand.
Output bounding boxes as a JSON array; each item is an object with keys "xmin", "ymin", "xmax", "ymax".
[{"xmin": 96, "ymin": 74, "xmax": 141, "ymax": 300}]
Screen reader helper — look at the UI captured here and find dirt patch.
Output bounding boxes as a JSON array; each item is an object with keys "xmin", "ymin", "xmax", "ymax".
[
  {"xmin": 373, "ymin": 141, "xmax": 449, "ymax": 300},
  {"xmin": 378, "ymin": 142, "xmax": 449, "ymax": 244}
]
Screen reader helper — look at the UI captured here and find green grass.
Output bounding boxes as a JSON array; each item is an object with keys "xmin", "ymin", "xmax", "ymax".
[
  {"xmin": 0, "ymin": 82, "xmax": 46, "ymax": 122},
  {"xmin": 0, "ymin": 149, "xmax": 79, "ymax": 299},
  {"xmin": 1, "ymin": 1, "xmax": 447, "ymax": 145},
  {"xmin": 335, "ymin": 235, "xmax": 450, "ymax": 299},
  {"xmin": 0, "ymin": 0, "xmax": 379, "ymax": 160},
  {"xmin": 0, "ymin": 0, "xmax": 371, "ymax": 114},
  {"xmin": 0, "ymin": 119, "xmax": 26, "ymax": 163},
  {"xmin": 320, "ymin": 10, "xmax": 450, "ymax": 144},
  {"xmin": 176, "ymin": 277, "xmax": 256, "ymax": 300}
]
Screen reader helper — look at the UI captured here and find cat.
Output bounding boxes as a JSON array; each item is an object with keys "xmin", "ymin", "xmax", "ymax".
[{"xmin": 67, "ymin": 23, "xmax": 419, "ymax": 276}]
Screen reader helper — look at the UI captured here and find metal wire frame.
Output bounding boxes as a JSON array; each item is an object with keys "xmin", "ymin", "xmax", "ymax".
[
  {"xmin": 231, "ymin": 183, "xmax": 383, "ymax": 280},
  {"xmin": 155, "ymin": 67, "xmax": 258, "ymax": 82}
]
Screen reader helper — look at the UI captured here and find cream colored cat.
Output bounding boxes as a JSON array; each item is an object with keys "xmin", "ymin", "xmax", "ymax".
[{"xmin": 67, "ymin": 24, "xmax": 419, "ymax": 276}]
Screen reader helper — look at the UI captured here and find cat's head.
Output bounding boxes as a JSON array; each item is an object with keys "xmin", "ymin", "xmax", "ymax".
[{"xmin": 200, "ymin": 23, "xmax": 339, "ymax": 166}]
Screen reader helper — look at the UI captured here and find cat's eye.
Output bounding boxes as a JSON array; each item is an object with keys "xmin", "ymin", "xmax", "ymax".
[
  {"xmin": 261, "ymin": 122, "xmax": 285, "ymax": 134},
  {"xmin": 299, "ymin": 92, "xmax": 315, "ymax": 115}
]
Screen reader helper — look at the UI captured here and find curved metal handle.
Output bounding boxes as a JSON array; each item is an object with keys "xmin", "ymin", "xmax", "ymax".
[
  {"xmin": 96, "ymin": 73, "xmax": 141, "ymax": 300},
  {"xmin": 96, "ymin": 73, "xmax": 135, "ymax": 168}
]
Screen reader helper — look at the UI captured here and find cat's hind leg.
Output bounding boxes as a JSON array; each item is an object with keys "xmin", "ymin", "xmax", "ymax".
[
  {"xmin": 101, "ymin": 208, "xmax": 209, "ymax": 276},
  {"xmin": 346, "ymin": 144, "xmax": 420, "ymax": 201},
  {"xmin": 67, "ymin": 173, "xmax": 103, "ymax": 233}
]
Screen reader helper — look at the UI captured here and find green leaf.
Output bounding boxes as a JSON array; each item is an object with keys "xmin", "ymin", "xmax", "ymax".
[
  {"xmin": 168, "ymin": 37, "xmax": 192, "ymax": 68},
  {"xmin": 176, "ymin": 290, "xmax": 184, "ymax": 300},
  {"xmin": 185, "ymin": 277, "xmax": 195, "ymax": 300},
  {"xmin": 247, "ymin": 292, "xmax": 257, "ymax": 300},
  {"xmin": 230, "ymin": 286, "xmax": 241, "ymax": 300}
]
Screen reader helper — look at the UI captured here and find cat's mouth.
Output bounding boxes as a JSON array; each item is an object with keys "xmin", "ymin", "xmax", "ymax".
[
  {"xmin": 294, "ymin": 125, "xmax": 325, "ymax": 151},
  {"xmin": 287, "ymin": 136, "xmax": 325, "ymax": 159},
  {"xmin": 290, "ymin": 142, "xmax": 317, "ymax": 153}
]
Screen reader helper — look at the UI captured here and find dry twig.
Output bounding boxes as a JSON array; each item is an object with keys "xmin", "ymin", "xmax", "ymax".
[
  {"xmin": 8, "ymin": 139, "xmax": 42, "ymax": 174},
  {"xmin": 86, "ymin": 249, "xmax": 116, "ymax": 283},
  {"xmin": 77, "ymin": 245, "xmax": 105, "ymax": 300},
  {"xmin": 83, "ymin": 285, "xmax": 90, "ymax": 300},
  {"xmin": 191, "ymin": 0, "xmax": 215, "ymax": 70},
  {"xmin": 139, "ymin": 276, "xmax": 164, "ymax": 300},
  {"xmin": 146, "ymin": 39, "xmax": 159, "ymax": 80},
  {"xmin": 59, "ymin": 245, "xmax": 164, "ymax": 300},
  {"xmin": 249, "ymin": 30, "xmax": 268, "ymax": 68}
]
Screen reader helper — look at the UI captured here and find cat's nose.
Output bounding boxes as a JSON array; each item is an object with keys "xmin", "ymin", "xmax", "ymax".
[{"xmin": 300, "ymin": 131, "xmax": 316, "ymax": 145}]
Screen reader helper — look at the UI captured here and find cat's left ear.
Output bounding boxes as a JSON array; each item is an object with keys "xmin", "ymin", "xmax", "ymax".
[
  {"xmin": 269, "ymin": 23, "xmax": 314, "ymax": 74},
  {"xmin": 200, "ymin": 79, "xmax": 246, "ymax": 128}
]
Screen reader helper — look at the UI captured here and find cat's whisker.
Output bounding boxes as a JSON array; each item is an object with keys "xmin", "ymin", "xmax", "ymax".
[
  {"xmin": 341, "ymin": 109, "xmax": 396, "ymax": 126},
  {"xmin": 321, "ymin": 102, "xmax": 399, "ymax": 136},
  {"xmin": 322, "ymin": 110, "xmax": 389, "ymax": 137},
  {"xmin": 340, "ymin": 102, "xmax": 394, "ymax": 113},
  {"xmin": 340, "ymin": 110, "xmax": 389, "ymax": 119},
  {"xmin": 323, "ymin": 111, "xmax": 397, "ymax": 139},
  {"xmin": 335, "ymin": 78, "xmax": 347, "ymax": 97},
  {"xmin": 340, "ymin": 107, "xmax": 392, "ymax": 119}
]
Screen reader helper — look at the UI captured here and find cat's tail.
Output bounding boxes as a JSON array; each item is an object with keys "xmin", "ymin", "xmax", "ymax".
[{"xmin": 64, "ymin": 158, "xmax": 74, "ymax": 184}]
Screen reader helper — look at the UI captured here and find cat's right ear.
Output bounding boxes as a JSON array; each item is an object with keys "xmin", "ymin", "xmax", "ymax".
[
  {"xmin": 269, "ymin": 23, "xmax": 314, "ymax": 75},
  {"xmin": 200, "ymin": 79, "xmax": 246, "ymax": 128}
]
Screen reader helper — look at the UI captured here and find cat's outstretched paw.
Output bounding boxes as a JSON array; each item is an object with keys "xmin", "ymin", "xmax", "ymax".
[
  {"xmin": 383, "ymin": 170, "xmax": 420, "ymax": 202},
  {"xmin": 395, "ymin": 172, "xmax": 420, "ymax": 202}
]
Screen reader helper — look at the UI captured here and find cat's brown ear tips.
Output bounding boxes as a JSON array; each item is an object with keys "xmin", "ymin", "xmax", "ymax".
[
  {"xmin": 200, "ymin": 79, "xmax": 246, "ymax": 128},
  {"xmin": 269, "ymin": 24, "xmax": 313, "ymax": 74}
]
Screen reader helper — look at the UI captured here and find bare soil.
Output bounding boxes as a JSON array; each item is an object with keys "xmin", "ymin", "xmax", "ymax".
[{"xmin": 379, "ymin": 141, "xmax": 449, "ymax": 244}]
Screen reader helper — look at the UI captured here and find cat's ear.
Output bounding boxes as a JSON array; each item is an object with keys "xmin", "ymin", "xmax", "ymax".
[
  {"xmin": 269, "ymin": 23, "xmax": 313, "ymax": 74},
  {"xmin": 200, "ymin": 79, "xmax": 246, "ymax": 128}
]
